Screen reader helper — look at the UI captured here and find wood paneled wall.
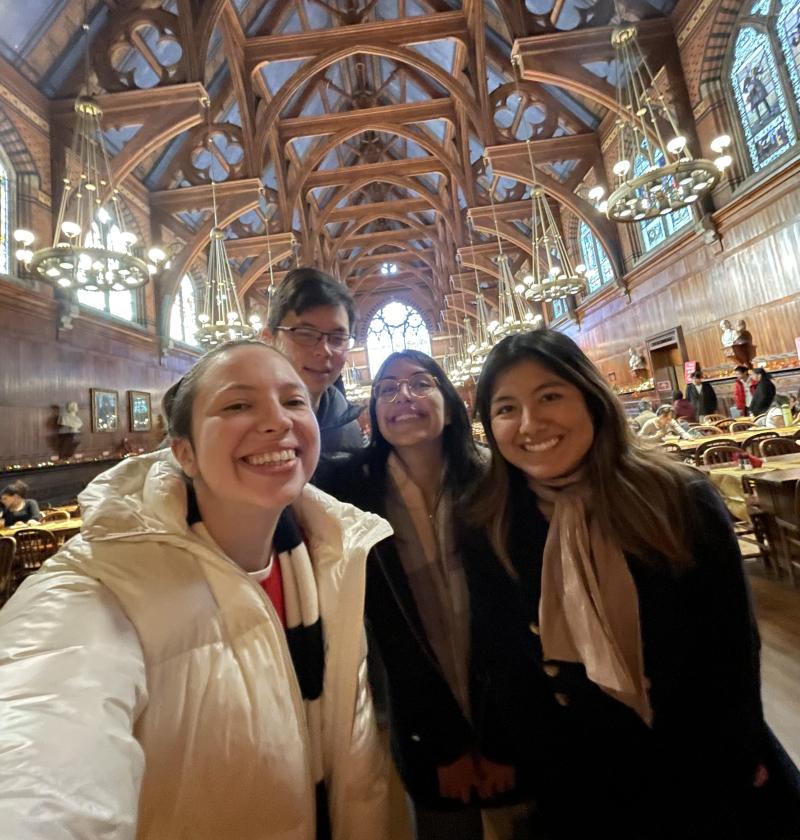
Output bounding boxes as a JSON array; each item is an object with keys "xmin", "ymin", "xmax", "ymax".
[
  {"xmin": 0, "ymin": 281, "xmax": 196, "ymax": 471},
  {"xmin": 564, "ymin": 163, "xmax": 800, "ymax": 388}
]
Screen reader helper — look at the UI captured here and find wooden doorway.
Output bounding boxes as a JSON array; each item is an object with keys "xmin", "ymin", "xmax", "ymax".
[{"xmin": 646, "ymin": 327, "xmax": 687, "ymax": 405}]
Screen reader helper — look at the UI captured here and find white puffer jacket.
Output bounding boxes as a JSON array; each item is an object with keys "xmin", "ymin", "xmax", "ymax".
[{"xmin": 0, "ymin": 450, "xmax": 408, "ymax": 840}]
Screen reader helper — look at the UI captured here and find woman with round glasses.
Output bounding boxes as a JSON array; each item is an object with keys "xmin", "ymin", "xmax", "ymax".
[{"xmin": 316, "ymin": 350, "xmax": 534, "ymax": 839}]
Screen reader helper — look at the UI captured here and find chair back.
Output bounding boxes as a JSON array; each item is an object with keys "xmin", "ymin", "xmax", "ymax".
[
  {"xmin": 40, "ymin": 509, "xmax": 70, "ymax": 523},
  {"xmin": 730, "ymin": 421, "xmax": 757, "ymax": 432},
  {"xmin": 0, "ymin": 536, "xmax": 15, "ymax": 602},
  {"xmin": 662, "ymin": 443, "xmax": 682, "ymax": 454},
  {"xmin": 12, "ymin": 529, "xmax": 59, "ymax": 580},
  {"xmin": 743, "ymin": 431, "xmax": 779, "ymax": 456},
  {"xmin": 702, "ymin": 414, "xmax": 726, "ymax": 424},
  {"xmin": 690, "ymin": 426, "xmax": 722, "ymax": 437},
  {"xmin": 694, "ymin": 438, "xmax": 737, "ymax": 459},
  {"xmin": 701, "ymin": 445, "xmax": 744, "ymax": 466},
  {"xmin": 714, "ymin": 419, "xmax": 735, "ymax": 431},
  {"xmin": 759, "ymin": 437, "xmax": 800, "ymax": 457}
]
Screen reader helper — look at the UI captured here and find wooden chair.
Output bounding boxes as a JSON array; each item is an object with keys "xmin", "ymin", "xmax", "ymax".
[
  {"xmin": 742, "ymin": 431, "xmax": 779, "ymax": 456},
  {"xmin": 730, "ymin": 421, "xmax": 758, "ymax": 432},
  {"xmin": 714, "ymin": 418, "xmax": 736, "ymax": 431},
  {"xmin": 771, "ymin": 479, "xmax": 800, "ymax": 585},
  {"xmin": 10, "ymin": 528, "xmax": 59, "ymax": 594},
  {"xmin": 689, "ymin": 426, "xmax": 722, "ymax": 437},
  {"xmin": 759, "ymin": 437, "xmax": 800, "ymax": 457},
  {"xmin": 694, "ymin": 438, "xmax": 737, "ymax": 460},
  {"xmin": 739, "ymin": 475, "xmax": 772, "ymax": 571},
  {"xmin": 661, "ymin": 442, "xmax": 683, "ymax": 455},
  {"xmin": 702, "ymin": 414, "xmax": 726, "ymax": 424},
  {"xmin": 701, "ymin": 445, "xmax": 744, "ymax": 466},
  {"xmin": 0, "ymin": 536, "xmax": 15, "ymax": 605},
  {"xmin": 40, "ymin": 509, "xmax": 71, "ymax": 523},
  {"xmin": 753, "ymin": 413, "xmax": 768, "ymax": 425}
]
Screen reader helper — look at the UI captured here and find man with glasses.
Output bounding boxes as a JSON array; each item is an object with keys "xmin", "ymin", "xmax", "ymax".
[{"xmin": 265, "ymin": 267, "xmax": 364, "ymax": 453}]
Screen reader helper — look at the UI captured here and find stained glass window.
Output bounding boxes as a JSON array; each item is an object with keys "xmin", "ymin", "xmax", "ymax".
[
  {"xmin": 551, "ymin": 297, "xmax": 568, "ymax": 320},
  {"xmin": 579, "ymin": 222, "xmax": 615, "ymax": 294},
  {"xmin": 0, "ymin": 157, "xmax": 9, "ymax": 275},
  {"xmin": 731, "ymin": 26, "xmax": 796, "ymax": 171},
  {"xmin": 77, "ymin": 222, "xmax": 137, "ymax": 321},
  {"xmin": 367, "ymin": 301, "xmax": 431, "ymax": 378},
  {"xmin": 169, "ymin": 275, "xmax": 199, "ymax": 346},
  {"xmin": 751, "ymin": 0, "xmax": 772, "ymax": 14},
  {"xmin": 777, "ymin": 0, "xmax": 800, "ymax": 105}
]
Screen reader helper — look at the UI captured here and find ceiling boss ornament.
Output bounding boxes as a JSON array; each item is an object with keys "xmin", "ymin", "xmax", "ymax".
[{"xmin": 590, "ymin": 21, "xmax": 733, "ymax": 223}]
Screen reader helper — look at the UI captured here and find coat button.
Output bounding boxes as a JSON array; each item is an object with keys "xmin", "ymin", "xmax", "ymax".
[
  {"xmin": 554, "ymin": 692, "xmax": 570, "ymax": 707},
  {"xmin": 529, "ymin": 622, "xmax": 540, "ymax": 635},
  {"xmin": 411, "ymin": 734, "xmax": 421, "ymax": 742},
  {"xmin": 543, "ymin": 663, "xmax": 560, "ymax": 678}
]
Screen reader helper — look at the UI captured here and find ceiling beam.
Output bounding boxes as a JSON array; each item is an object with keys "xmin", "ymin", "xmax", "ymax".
[
  {"xmin": 150, "ymin": 178, "xmax": 264, "ymax": 214},
  {"xmin": 325, "ymin": 198, "xmax": 434, "ymax": 223},
  {"xmin": 280, "ymin": 99, "xmax": 456, "ymax": 141},
  {"xmin": 246, "ymin": 11, "xmax": 468, "ymax": 67},
  {"xmin": 304, "ymin": 157, "xmax": 448, "ymax": 189},
  {"xmin": 339, "ymin": 225, "xmax": 439, "ymax": 249},
  {"xmin": 225, "ymin": 232, "xmax": 295, "ymax": 259}
]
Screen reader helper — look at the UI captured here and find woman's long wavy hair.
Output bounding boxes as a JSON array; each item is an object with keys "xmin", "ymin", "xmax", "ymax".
[
  {"xmin": 471, "ymin": 330, "xmax": 696, "ymax": 573},
  {"xmin": 367, "ymin": 350, "xmax": 484, "ymax": 502}
]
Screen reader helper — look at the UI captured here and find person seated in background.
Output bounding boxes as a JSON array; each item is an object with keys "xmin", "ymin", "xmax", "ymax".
[
  {"xmin": 633, "ymin": 398, "xmax": 656, "ymax": 429},
  {"xmin": 639, "ymin": 405, "xmax": 692, "ymax": 441},
  {"xmin": 0, "ymin": 481, "xmax": 43, "ymax": 527},
  {"xmin": 790, "ymin": 392, "xmax": 800, "ymax": 420},
  {"xmin": 671, "ymin": 389, "xmax": 697, "ymax": 423},
  {"xmin": 764, "ymin": 395, "xmax": 791, "ymax": 428}
]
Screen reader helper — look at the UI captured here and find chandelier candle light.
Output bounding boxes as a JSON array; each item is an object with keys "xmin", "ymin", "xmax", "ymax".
[
  {"xmin": 590, "ymin": 22, "xmax": 732, "ymax": 222},
  {"xmin": 14, "ymin": 20, "xmax": 148, "ymax": 291}
]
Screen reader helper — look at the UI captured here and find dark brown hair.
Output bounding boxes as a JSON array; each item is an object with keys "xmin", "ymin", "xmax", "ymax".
[
  {"xmin": 471, "ymin": 330, "xmax": 697, "ymax": 573},
  {"xmin": 267, "ymin": 267, "xmax": 356, "ymax": 333}
]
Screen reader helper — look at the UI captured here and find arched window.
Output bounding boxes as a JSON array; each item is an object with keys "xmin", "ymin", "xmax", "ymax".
[
  {"xmin": 169, "ymin": 275, "xmax": 199, "ymax": 346},
  {"xmin": 367, "ymin": 301, "xmax": 431, "ymax": 379},
  {"xmin": 729, "ymin": 1, "xmax": 798, "ymax": 173},
  {"xmin": 633, "ymin": 151, "xmax": 694, "ymax": 254},
  {"xmin": 0, "ymin": 152, "xmax": 12, "ymax": 275},
  {"xmin": 551, "ymin": 296, "xmax": 568, "ymax": 320},
  {"xmin": 578, "ymin": 221, "xmax": 615, "ymax": 293},
  {"xmin": 77, "ymin": 222, "xmax": 138, "ymax": 322}
]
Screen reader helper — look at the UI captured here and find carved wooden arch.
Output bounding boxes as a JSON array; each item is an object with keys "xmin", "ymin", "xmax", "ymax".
[
  {"xmin": 238, "ymin": 240, "xmax": 296, "ymax": 295},
  {"xmin": 0, "ymin": 107, "xmax": 40, "ymax": 181},
  {"xmin": 254, "ymin": 43, "xmax": 487, "ymax": 168},
  {"xmin": 345, "ymin": 244, "xmax": 439, "ymax": 287},
  {"xmin": 313, "ymin": 175, "xmax": 451, "ymax": 239},
  {"xmin": 335, "ymin": 216, "xmax": 447, "ymax": 263},
  {"xmin": 289, "ymin": 122, "xmax": 464, "ymax": 213},
  {"xmin": 697, "ymin": 1, "xmax": 745, "ymax": 90},
  {"xmin": 328, "ymin": 206, "xmax": 452, "ymax": 253},
  {"xmin": 196, "ymin": 0, "xmax": 229, "ymax": 79},
  {"xmin": 357, "ymin": 293, "xmax": 437, "ymax": 346}
]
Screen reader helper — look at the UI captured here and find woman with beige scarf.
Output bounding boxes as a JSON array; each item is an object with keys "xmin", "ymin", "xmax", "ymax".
[{"xmin": 465, "ymin": 330, "xmax": 800, "ymax": 840}]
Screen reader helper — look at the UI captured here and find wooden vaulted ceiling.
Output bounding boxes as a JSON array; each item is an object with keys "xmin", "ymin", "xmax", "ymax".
[{"xmin": 0, "ymin": 0, "xmax": 678, "ymax": 336}]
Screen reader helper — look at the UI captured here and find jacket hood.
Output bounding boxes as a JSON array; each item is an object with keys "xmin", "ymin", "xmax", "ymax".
[
  {"xmin": 317, "ymin": 383, "xmax": 362, "ymax": 432},
  {"xmin": 78, "ymin": 449, "xmax": 391, "ymax": 557}
]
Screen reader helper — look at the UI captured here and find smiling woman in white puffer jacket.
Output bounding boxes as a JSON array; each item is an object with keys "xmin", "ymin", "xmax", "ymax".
[{"xmin": 0, "ymin": 339, "xmax": 410, "ymax": 840}]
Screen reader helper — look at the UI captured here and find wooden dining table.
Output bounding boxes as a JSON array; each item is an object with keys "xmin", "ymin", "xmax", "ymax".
[
  {"xmin": 751, "ymin": 469, "xmax": 800, "ymax": 583},
  {"xmin": 664, "ymin": 425, "xmax": 800, "ymax": 453},
  {"xmin": 0, "ymin": 518, "xmax": 82, "ymax": 545}
]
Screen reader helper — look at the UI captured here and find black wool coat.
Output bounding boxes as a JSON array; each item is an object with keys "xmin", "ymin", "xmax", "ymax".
[
  {"xmin": 314, "ymin": 452, "xmax": 541, "ymax": 809},
  {"xmin": 462, "ymin": 473, "xmax": 800, "ymax": 840}
]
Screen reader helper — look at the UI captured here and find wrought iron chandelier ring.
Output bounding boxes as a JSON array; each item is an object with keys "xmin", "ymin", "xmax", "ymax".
[{"xmin": 30, "ymin": 244, "xmax": 150, "ymax": 291}]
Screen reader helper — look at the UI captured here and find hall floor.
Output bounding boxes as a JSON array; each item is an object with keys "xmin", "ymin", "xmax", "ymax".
[{"xmin": 748, "ymin": 565, "xmax": 800, "ymax": 765}]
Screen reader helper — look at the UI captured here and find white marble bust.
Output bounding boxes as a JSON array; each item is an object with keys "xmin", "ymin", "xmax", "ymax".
[
  {"xmin": 58, "ymin": 401, "xmax": 83, "ymax": 433},
  {"xmin": 720, "ymin": 319, "xmax": 737, "ymax": 348}
]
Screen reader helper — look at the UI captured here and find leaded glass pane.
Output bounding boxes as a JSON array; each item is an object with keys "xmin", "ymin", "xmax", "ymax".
[
  {"xmin": 367, "ymin": 301, "xmax": 432, "ymax": 378},
  {"xmin": 579, "ymin": 221, "xmax": 614, "ymax": 294},
  {"xmin": 731, "ymin": 27, "xmax": 796, "ymax": 171},
  {"xmin": 552, "ymin": 297, "xmax": 567, "ymax": 320},
  {"xmin": 777, "ymin": 0, "xmax": 800, "ymax": 105},
  {"xmin": 751, "ymin": 0, "xmax": 772, "ymax": 15}
]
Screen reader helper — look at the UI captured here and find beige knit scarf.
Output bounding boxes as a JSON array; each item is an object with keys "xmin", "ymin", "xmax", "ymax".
[{"xmin": 528, "ymin": 471, "xmax": 653, "ymax": 726}]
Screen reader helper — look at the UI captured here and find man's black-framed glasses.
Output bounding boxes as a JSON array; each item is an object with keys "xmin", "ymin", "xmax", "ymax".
[
  {"xmin": 275, "ymin": 326, "xmax": 355, "ymax": 351},
  {"xmin": 372, "ymin": 373, "xmax": 439, "ymax": 402}
]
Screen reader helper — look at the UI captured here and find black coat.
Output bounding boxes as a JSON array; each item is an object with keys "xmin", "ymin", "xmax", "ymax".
[
  {"xmin": 686, "ymin": 381, "xmax": 718, "ymax": 416},
  {"xmin": 314, "ymin": 452, "xmax": 536, "ymax": 809},
  {"xmin": 462, "ymin": 474, "xmax": 800, "ymax": 839},
  {"xmin": 750, "ymin": 378, "xmax": 777, "ymax": 417}
]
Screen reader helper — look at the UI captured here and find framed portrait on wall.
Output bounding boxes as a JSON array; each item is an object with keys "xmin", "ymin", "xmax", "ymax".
[
  {"xmin": 91, "ymin": 388, "xmax": 120, "ymax": 433},
  {"xmin": 128, "ymin": 390, "xmax": 152, "ymax": 432}
]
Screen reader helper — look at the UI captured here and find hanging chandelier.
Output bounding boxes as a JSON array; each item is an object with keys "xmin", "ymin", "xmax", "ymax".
[
  {"xmin": 520, "ymin": 140, "xmax": 584, "ymax": 304},
  {"xmin": 14, "ymin": 17, "xmax": 148, "ymax": 291},
  {"xmin": 589, "ymin": 23, "xmax": 732, "ymax": 223}
]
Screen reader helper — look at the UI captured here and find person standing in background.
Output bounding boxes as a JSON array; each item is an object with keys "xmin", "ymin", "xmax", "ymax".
[
  {"xmin": 734, "ymin": 366, "xmax": 753, "ymax": 416},
  {"xmin": 686, "ymin": 369, "xmax": 718, "ymax": 421}
]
